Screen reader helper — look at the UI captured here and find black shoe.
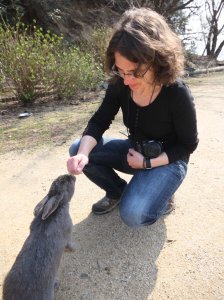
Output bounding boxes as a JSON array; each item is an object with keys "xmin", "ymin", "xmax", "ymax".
[
  {"xmin": 163, "ymin": 196, "xmax": 175, "ymax": 215},
  {"xmin": 92, "ymin": 196, "xmax": 120, "ymax": 215}
]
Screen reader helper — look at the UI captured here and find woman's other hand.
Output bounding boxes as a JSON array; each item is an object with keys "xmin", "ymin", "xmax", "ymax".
[{"xmin": 127, "ymin": 148, "xmax": 144, "ymax": 169}]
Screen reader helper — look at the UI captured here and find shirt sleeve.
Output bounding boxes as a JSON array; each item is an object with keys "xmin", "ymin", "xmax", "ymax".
[
  {"xmin": 82, "ymin": 81, "xmax": 121, "ymax": 142},
  {"xmin": 165, "ymin": 82, "xmax": 199, "ymax": 163}
]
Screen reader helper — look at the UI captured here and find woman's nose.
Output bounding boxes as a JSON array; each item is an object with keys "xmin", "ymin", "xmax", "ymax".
[{"xmin": 123, "ymin": 75, "xmax": 133, "ymax": 85}]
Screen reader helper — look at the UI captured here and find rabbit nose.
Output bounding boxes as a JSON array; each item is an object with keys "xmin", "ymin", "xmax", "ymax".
[{"xmin": 69, "ymin": 174, "xmax": 76, "ymax": 182}]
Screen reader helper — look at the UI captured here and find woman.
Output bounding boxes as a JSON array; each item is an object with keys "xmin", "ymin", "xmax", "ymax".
[{"xmin": 67, "ymin": 7, "xmax": 198, "ymax": 227}]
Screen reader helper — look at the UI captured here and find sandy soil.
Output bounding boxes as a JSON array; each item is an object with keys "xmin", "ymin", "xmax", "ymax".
[{"xmin": 0, "ymin": 73, "xmax": 224, "ymax": 300}]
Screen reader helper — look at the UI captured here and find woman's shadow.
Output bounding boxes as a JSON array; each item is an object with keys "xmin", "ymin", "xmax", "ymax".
[{"xmin": 56, "ymin": 207, "xmax": 167, "ymax": 300}]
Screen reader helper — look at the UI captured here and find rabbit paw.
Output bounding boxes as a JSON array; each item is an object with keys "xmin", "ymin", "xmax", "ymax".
[
  {"xmin": 65, "ymin": 242, "xmax": 75, "ymax": 252},
  {"xmin": 54, "ymin": 279, "xmax": 60, "ymax": 290}
]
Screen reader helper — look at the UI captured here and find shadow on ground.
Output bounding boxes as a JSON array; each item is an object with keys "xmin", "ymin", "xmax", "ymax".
[{"xmin": 56, "ymin": 209, "xmax": 166, "ymax": 300}]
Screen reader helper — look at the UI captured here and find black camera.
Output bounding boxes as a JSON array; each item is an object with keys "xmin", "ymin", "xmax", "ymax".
[{"xmin": 134, "ymin": 140, "xmax": 163, "ymax": 158}]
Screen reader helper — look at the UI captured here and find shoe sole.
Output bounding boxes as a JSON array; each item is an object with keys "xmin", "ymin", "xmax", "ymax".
[
  {"xmin": 93, "ymin": 202, "xmax": 175, "ymax": 215},
  {"xmin": 162, "ymin": 205, "xmax": 175, "ymax": 215},
  {"xmin": 92, "ymin": 202, "xmax": 120, "ymax": 215}
]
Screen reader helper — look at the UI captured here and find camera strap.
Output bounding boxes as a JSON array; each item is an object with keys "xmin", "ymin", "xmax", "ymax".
[
  {"xmin": 127, "ymin": 86, "xmax": 157, "ymax": 141},
  {"xmin": 126, "ymin": 90, "xmax": 140, "ymax": 140}
]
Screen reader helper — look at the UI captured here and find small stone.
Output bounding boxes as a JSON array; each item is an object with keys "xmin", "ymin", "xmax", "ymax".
[
  {"xmin": 104, "ymin": 266, "xmax": 111, "ymax": 275},
  {"xmin": 80, "ymin": 273, "xmax": 89, "ymax": 279}
]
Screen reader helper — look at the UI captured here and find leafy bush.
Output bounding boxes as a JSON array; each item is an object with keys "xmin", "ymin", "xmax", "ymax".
[
  {"xmin": 0, "ymin": 63, "xmax": 5, "ymax": 91},
  {"xmin": 80, "ymin": 26, "xmax": 112, "ymax": 70},
  {"xmin": 54, "ymin": 47, "xmax": 104, "ymax": 99},
  {"xmin": 0, "ymin": 21, "xmax": 106, "ymax": 105},
  {"xmin": 0, "ymin": 21, "xmax": 63, "ymax": 103}
]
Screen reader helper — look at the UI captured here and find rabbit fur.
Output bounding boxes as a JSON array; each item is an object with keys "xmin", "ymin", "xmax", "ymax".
[{"xmin": 2, "ymin": 174, "xmax": 76, "ymax": 300}]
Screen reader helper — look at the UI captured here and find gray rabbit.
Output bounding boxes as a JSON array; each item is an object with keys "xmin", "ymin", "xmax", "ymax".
[{"xmin": 2, "ymin": 174, "xmax": 76, "ymax": 300}]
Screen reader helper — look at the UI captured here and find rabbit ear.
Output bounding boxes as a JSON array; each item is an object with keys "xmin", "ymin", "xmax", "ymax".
[
  {"xmin": 34, "ymin": 196, "xmax": 48, "ymax": 216},
  {"xmin": 41, "ymin": 194, "xmax": 63, "ymax": 220}
]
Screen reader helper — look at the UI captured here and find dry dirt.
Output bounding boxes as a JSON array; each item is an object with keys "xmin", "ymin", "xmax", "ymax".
[{"xmin": 0, "ymin": 73, "xmax": 224, "ymax": 300}]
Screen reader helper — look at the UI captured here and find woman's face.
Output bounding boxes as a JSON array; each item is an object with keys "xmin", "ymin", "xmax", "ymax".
[{"xmin": 114, "ymin": 51, "xmax": 154, "ymax": 91}]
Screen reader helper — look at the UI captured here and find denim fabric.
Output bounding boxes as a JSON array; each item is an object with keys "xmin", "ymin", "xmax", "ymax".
[{"xmin": 69, "ymin": 137, "xmax": 187, "ymax": 227}]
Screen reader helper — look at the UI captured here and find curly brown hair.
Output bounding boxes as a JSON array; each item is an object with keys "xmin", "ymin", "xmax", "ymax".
[{"xmin": 106, "ymin": 7, "xmax": 185, "ymax": 85}]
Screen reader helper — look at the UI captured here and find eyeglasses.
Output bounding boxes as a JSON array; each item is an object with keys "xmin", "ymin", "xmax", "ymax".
[{"xmin": 111, "ymin": 64, "xmax": 151, "ymax": 80}]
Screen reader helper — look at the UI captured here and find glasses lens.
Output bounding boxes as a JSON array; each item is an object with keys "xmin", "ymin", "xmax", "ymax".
[
  {"xmin": 111, "ymin": 65, "xmax": 122, "ymax": 77},
  {"xmin": 111, "ymin": 70, "xmax": 122, "ymax": 77},
  {"xmin": 111, "ymin": 64, "xmax": 146, "ymax": 80}
]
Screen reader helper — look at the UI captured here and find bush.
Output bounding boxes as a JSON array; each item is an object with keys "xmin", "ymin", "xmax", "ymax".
[
  {"xmin": 0, "ymin": 21, "xmax": 63, "ymax": 103},
  {"xmin": 0, "ymin": 21, "xmax": 106, "ymax": 105},
  {"xmin": 0, "ymin": 64, "xmax": 5, "ymax": 92},
  {"xmin": 80, "ymin": 26, "xmax": 112, "ymax": 71},
  {"xmin": 54, "ymin": 47, "xmax": 104, "ymax": 99}
]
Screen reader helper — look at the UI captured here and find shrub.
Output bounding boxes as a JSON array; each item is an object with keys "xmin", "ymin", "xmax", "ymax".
[
  {"xmin": 54, "ymin": 47, "xmax": 104, "ymax": 99},
  {"xmin": 0, "ymin": 21, "xmax": 107, "ymax": 105},
  {"xmin": 0, "ymin": 21, "xmax": 63, "ymax": 104},
  {"xmin": 0, "ymin": 63, "xmax": 5, "ymax": 92},
  {"xmin": 80, "ymin": 26, "xmax": 112, "ymax": 71}
]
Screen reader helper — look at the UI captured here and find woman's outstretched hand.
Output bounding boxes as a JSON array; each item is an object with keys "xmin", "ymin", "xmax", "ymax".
[{"xmin": 67, "ymin": 154, "xmax": 89, "ymax": 175}]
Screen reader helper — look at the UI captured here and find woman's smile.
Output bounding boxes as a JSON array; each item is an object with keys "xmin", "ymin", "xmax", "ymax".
[{"xmin": 128, "ymin": 82, "xmax": 140, "ymax": 90}]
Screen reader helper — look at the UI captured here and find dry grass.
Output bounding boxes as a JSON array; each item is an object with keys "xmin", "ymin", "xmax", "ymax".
[
  {"xmin": 0, "ymin": 94, "xmax": 101, "ymax": 155},
  {"xmin": 185, "ymin": 71, "xmax": 224, "ymax": 86}
]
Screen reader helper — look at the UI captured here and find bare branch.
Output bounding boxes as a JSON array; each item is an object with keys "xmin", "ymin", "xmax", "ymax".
[
  {"xmin": 168, "ymin": 0, "xmax": 196, "ymax": 14},
  {"xmin": 203, "ymin": 0, "xmax": 224, "ymax": 59},
  {"xmin": 215, "ymin": 39, "xmax": 224, "ymax": 58}
]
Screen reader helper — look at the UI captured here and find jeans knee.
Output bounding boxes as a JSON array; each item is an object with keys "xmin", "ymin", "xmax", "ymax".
[
  {"xmin": 119, "ymin": 205, "xmax": 157, "ymax": 228},
  {"xmin": 119, "ymin": 206, "xmax": 140, "ymax": 228},
  {"xmin": 69, "ymin": 139, "xmax": 80, "ymax": 156}
]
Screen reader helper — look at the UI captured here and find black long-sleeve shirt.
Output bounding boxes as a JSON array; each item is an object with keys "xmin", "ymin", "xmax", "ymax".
[{"xmin": 83, "ymin": 78, "xmax": 199, "ymax": 163}]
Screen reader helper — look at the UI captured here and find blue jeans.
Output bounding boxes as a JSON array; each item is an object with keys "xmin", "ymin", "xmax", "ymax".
[{"xmin": 69, "ymin": 137, "xmax": 187, "ymax": 227}]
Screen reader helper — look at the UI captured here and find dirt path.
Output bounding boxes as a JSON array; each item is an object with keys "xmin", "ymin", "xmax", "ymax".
[{"xmin": 0, "ymin": 73, "xmax": 224, "ymax": 300}]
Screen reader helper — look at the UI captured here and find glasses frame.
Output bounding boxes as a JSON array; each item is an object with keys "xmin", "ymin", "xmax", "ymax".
[{"xmin": 111, "ymin": 63, "xmax": 151, "ymax": 80}]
